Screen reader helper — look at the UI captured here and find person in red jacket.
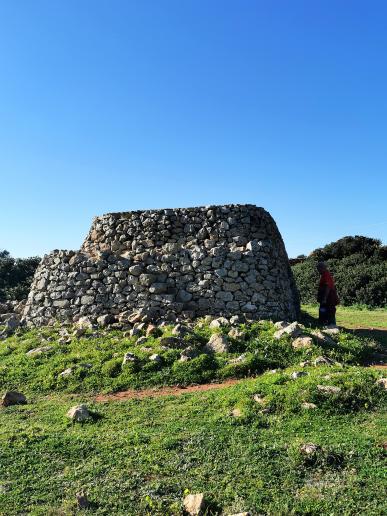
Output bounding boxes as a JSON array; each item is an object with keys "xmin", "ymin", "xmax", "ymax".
[{"xmin": 317, "ymin": 262, "xmax": 339, "ymax": 326}]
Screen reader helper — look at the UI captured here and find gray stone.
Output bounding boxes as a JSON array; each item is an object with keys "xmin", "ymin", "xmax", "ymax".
[
  {"xmin": 292, "ymin": 336, "xmax": 313, "ymax": 349},
  {"xmin": 122, "ymin": 352, "xmax": 137, "ymax": 365},
  {"xmin": 183, "ymin": 493, "xmax": 206, "ymax": 515},
  {"xmin": 26, "ymin": 346, "xmax": 53, "ymax": 357},
  {"xmin": 317, "ymin": 384, "xmax": 341, "ymax": 394},
  {"xmin": 204, "ymin": 333, "xmax": 230, "ymax": 353},
  {"xmin": 67, "ymin": 404, "xmax": 92, "ymax": 422},
  {"xmin": 274, "ymin": 322, "xmax": 303, "ymax": 339},
  {"xmin": 1, "ymin": 391, "xmax": 27, "ymax": 407},
  {"xmin": 97, "ymin": 314, "xmax": 116, "ymax": 327}
]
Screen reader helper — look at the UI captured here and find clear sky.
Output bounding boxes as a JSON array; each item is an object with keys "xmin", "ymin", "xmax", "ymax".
[{"xmin": 1, "ymin": 1, "xmax": 386, "ymax": 259}]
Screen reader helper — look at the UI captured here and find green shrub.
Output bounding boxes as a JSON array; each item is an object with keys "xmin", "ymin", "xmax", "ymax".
[
  {"xmin": 292, "ymin": 236, "xmax": 387, "ymax": 307},
  {"xmin": 0, "ymin": 250, "xmax": 40, "ymax": 301}
]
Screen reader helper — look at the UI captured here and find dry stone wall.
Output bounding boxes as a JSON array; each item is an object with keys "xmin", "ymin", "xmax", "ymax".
[{"xmin": 23, "ymin": 205, "xmax": 299, "ymax": 325}]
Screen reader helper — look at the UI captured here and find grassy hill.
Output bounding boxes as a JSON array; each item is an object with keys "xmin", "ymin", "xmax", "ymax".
[{"xmin": 0, "ymin": 314, "xmax": 386, "ymax": 514}]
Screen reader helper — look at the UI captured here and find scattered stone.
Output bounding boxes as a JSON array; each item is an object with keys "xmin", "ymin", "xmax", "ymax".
[
  {"xmin": 300, "ymin": 443, "xmax": 321, "ymax": 455},
  {"xmin": 301, "ymin": 402, "xmax": 317, "ymax": 410},
  {"xmin": 59, "ymin": 367, "xmax": 73, "ymax": 378},
  {"xmin": 229, "ymin": 314, "xmax": 244, "ymax": 325},
  {"xmin": 314, "ymin": 355, "xmax": 335, "ymax": 366},
  {"xmin": 292, "ymin": 336, "xmax": 313, "ymax": 349},
  {"xmin": 179, "ymin": 346, "xmax": 199, "ymax": 362},
  {"xmin": 311, "ymin": 331, "xmax": 337, "ymax": 347},
  {"xmin": 72, "ymin": 327, "xmax": 86, "ymax": 338},
  {"xmin": 228, "ymin": 512, "xmax": 251, "ymax": 516},
  {"xmin": 229, "ymin": 353, "xmax": 247, "ymax": 364},
  {"xmin": 231, "ymin": 407, "xmax": 242, "ymax": 417},
  {"xmin": 209, "ymin": 317, "xmax": 229, "ymax": 329},
  {"xmin": 274, "ymin": 322, "xmax": 303, "ymax": 340},
  {"xmin": 183, "ymin": 493, "xmax": 206, "ymax": 515},
  {"xmin": 299, "ymin": 361, "xmax": 311, "ymax": 368},
  {"xmin": 317, "ymin": 384, "xmax": 341, "ymax": 394},
  {"xmin": 172, "ymin": 323, "xmax": 192, "ymax": 337},
  {"xmin": 204, "ymin": 333, "xmax": 230, "ymax": 353},
  {"xmin": 159, "ymin": 336, "xmax": 185, "ymax": 349},
  {"xmin": 228, "ymin": 328, "xmax": 246, "ymax": 340},
  {"xmin": 376, "ymin": 377, "xmax": 387, "ymax": 390},
  {"xmin": 323, "ymin": 326, "xmax": 340, "ymax": 335},
  {"xmin": 26, "ymin": 346, "xmax": 53, "ymax": 357},
  {"xmin": 149, "ymin": 354, "xmax": 162, "ymax": 364},
  {"xmin": 75, "ymin": 316, "xmax": 94, "ymax": 329},
  {"xmin": 274, "ymin": 321, "xmax": 289, "ymax": 330},
  {"xmin": 136, "ymin": 336, "xmax": 148, "ymax": 346},
  {"xmin": 253, "ymin": 394, "xmax": 266, "ymax": 405},
  {"xmin": 1, "ymin": 391, "xmax": 27, "ymax": 407},
  {"xmin": 122, "ymin": 352, "xmax": 137, "ymax": 365},
  {"xmin": 67, "ymin": 405, "xmax": 92, "ymax": 422},
  {"xmin": 128, "ymin": 311, "xmax": 143, "ymax": 324},
  {"xmin": 97, "ymin": 314, "xmax": 116, "ymax": 327},
  {"xmin": 290, "ymin": 371, "xmax": 308, "ymax": 379},
  {"xmin": 76, "ymin": 491, "xmax": 89, "ymax": 509},
  {"xmin": 146, "ymin": 324, "xmax": 158, "ymax": 337}
]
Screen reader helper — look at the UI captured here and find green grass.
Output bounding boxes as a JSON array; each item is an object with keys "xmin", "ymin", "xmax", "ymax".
[
  {"xmin": 0, "ymin": 318, "xmax": 386, "ymax": 514},
  {"xmin": 302, "ymin": 305, "xmax": 387, "ymax": 348},
  {"xmin": 0, "ymin": 320, "xmax": 383, "ymax": 395},
  {"xmin": 0, "ymin": 366, "xmax": 386, "ymax": 514}
]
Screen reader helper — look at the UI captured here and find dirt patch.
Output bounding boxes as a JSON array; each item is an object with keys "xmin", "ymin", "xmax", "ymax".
[{"xmin": 95, "ymin": 378, "xmax": 243, "ymax": 402}]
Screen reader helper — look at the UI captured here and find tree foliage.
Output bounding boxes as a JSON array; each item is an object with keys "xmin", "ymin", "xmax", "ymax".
[
  {"xmin": 0, "ymin": 250, "xmax": 40, "ymax": 301},
  {"xmin": 292, "ymin": 236, "xmax": 387, "ymax": 307}
]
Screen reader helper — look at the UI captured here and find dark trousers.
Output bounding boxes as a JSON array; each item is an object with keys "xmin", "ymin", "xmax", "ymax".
[{"xmin": 319, "ymin": 304, "xmax": 336, "ymax": 325}]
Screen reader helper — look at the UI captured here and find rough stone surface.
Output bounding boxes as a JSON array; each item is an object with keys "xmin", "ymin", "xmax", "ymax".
[
  {"xmin": 292, "ymin": 336, "xmax": 313, "ymax": 349},
  {"xmin": 204, "ymin": 333, "xmax": 230, "ymax": 353},
  {"xmin": 1, "ymin": 391, "xmax": 27, "ymax": 407},
  {"xmin": 22, "ymin": 205, "xmax": 299, "ymax": 326},
  {"xmin": 274, "ymin": 322, "xmax": 303, "ymax": 339},
  {"xmin": 26, "ymin": 346, "xmax": 53, "ymax": 357},
  {"xmin": 317, "ymin": 384, "xmax": 341, "ymax": 394},
  {"xmin": 67, "ymin": 404, "xmax": 92, "ymax": 422},
  {"xmin": 183, "ymin": 493, "xmax": 206, "ymax": 515}
]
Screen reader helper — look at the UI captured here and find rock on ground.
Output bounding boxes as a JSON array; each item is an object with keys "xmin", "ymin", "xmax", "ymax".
[
  {"xmin": 274, "ymin": 322, "xmax": 303, "ymax": 339},
  {"xmin": 1, "ymin": 391, "xmax": 27, "ymax": 407},
  {"xmin": 67, "ymin": 405, "xmax": 92, "ymax": 422},
  {"xmin": 183, "ymin": 493, "xmax": 206, "ymax": 515},
  {"xmin": 204, "ymin": 333, "xmax": 230, "ymax": 353},
  {"xmin": 292, "ymin": 336, "xmax": 313, "ymax": 349}
]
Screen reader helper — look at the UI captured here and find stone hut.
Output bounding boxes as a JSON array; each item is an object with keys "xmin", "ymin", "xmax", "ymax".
[{"xmin": 23, "ymin": 204, "xmax": 299, "ymax": 325}]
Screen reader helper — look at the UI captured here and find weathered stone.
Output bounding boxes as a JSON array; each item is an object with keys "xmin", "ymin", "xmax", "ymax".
[
  {"xmin": 376, "ymin": 377, "xmax": 387, "ymax": 390},
  {"xmin": 1, "ymin": 391, "xmax": 27, "ymax": 407},
  {"xmin": 97, "ymin": 314, "xmax": 116, "ymax": 327},
  {"xmin": 26, "ymin": 346, "xmax": 53, "ymax": 357},
  {"xmin": 292, "ymin": 336, "xmax": 313, "ymax": 349},
  {"xmin": 59, "ymin": 367, "xmax": 73, "ymax": 378},
  {"xmin": 314, "ymin": 356, "xmax": 335, "ymax": 366},
  {"xmin": 301, "ymin": 402, "xmax": 317, "ymax": 410},
  {"xmin": 159, "ymin": 336, "xmax": 185, "ymax": 348},
  {"xmin": 317, "ymin": 384, "xmax": 341, "ymax": 394},
  {"xmin": 149, "ymin": 353, "xmax": 162, "ymax": 364},
  {"xmin": 122, "ymin": 352, "xmax": 137, "ymax": 365},
  {"xmin": 300, "ymin": 443, "xmax": 321, "ymax": 455},
  {"xmin": 183, "ymin": 493, "xmax": 206, "ymax": 515},
  {"xmin": 274, "ymin": 321, "xmax": 303, "ymax": 339},
  {"xmin": 67, "ymin": 404, "xmax": 92, "ymax": 422},
  {"xmin": 209, "ymin": 317, "xmax": 229, "ymax": 329},
  {"xmin": 172, "ymin": 323, "xmax": 192, "ymax": 337},
  {"xmin": 290, "ymin": 371, "xmax": 308, "ymax": 379},
  {"xmin": 23, "ymin": 205, "xmax": 300, "ymax": 326},
  {"xmin": 204, "ymin": 333, "xmax": 230, "ymax": 353}
]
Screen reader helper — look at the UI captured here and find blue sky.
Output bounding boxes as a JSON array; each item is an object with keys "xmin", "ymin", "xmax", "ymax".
[{"xmin": 1, "ymin": 1, "xmax": 386, "ymax": 258}]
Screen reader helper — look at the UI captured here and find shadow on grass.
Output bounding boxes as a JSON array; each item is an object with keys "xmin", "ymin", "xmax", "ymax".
[{"xmin": 349, "ymin": 328, "xmax": 387, "ymax": 350}]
